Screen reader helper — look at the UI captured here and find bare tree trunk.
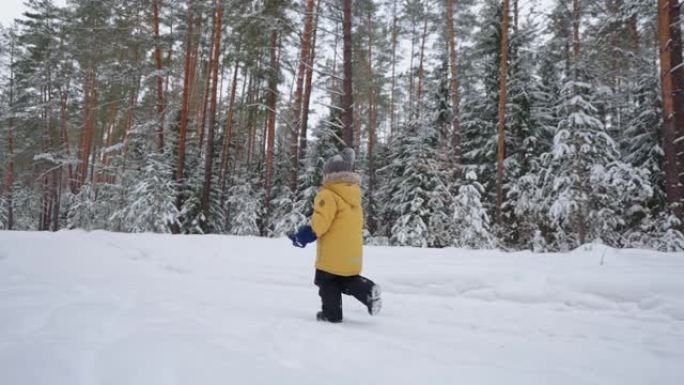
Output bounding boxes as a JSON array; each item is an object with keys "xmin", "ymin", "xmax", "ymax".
[
  {"xmin": 39, "ymin": 51, "xmax": 57, "ymax": 232},
  {"xmin": 201, "ymin": 0, "xmax": 224, "ymax": 225},
  {"xmin": 164, "ymin": 19, "xmax": 173, "ymax": 99},
  {"xmin": 341, "ymin": 0, "xmax": 354, "ymax": 148},
  {"xmin": 3, "ymin": 115, "xmax": 14, "ymax": 228},
  {"xmin": 366, "ymin": 7, "xmax": 377, "ymax": 235},
  {"xmin": 264, "ymin": 31, "xmax": 280, "ymax": 213},
  {"xmin": 75, "ymin": 69, "xmax": 97, "ymax": 192},
  {"xmin": 176, "ymin": 1, "xmax": 194, "ymax": 220},
  {"xmin": 572, "ymin": 0, "xmax": 587, "ymax": 244},
  {"xmin": 54, "ymin": 80, "xmax": 71, "ymax": 229},
  {"xmin": 2, "ymin": 36, "xmax": 16, "ymax": 229},
  {"xmin": 247, "ymin": 53, "xmax": 263, "ymax": 165},
  {"xmin": 188, "ymin": 14, "xmax": 202, "ymax": 130},
  {"xmin": 152, "ymin": 0, "xmax": 165, "ymax": 153},
  {"xmin": 514, "ymin": 0, "xmax": 518, "ymax": 33},
  {"xmin": 97, "ymin": 102, "xmax": 118, "ymax": 184},
  {"xmin": 408, "ymin": 21, "xmax": 416, "ymax": 115},
  {"xmin": 416, "ymin": 17, "xmax": 428, "ymax": 113},
  {"xmin": 572, "ymin": 0, "xmax": 581, "ymax": 71},
  {"xmin": 234, "ymin": 67, "xmax": 249, "ymax": 163},
  {"xmin": 658, "ymin": 0, "xmax": 684, "ymax": 219},
  {"xmin": 447, "ymin": 0, "xmax": 461, "ymax": 164},
  {"xmin": 198, "ymin": 13, "xmax": 213, "ymax": 154},
  {"xmin": 246, "ymin": 73, "xmax": 258, "ymax": 165},
  {"xmin": 198, "ymin": 62, "xmax": 211, "ymax": 153},
  {"xmin": 219, "ymin": 47, "xmax": 241, "ymax": 191},
  {"xmin": 59, "ymin": 82, "xmax": 74, "ymax": 193},
  {"xmin": 667, "ymin": 0, "xmax": 684, "ymax": 198},
  {"xmin": 121, "ymin": 73, "xmax": 140, "ymax": 163},
  {"xmin": 299, "ymin": 0, "xmax": 322, "ymax": 164},
  {"xmin": 289, "ymin": 0, "xmax": 317, "ymax": 191},
  {"xmin": 495, "ymin": 0, "xmax": 510, "ymax": 226},
  {"xmin": 389, "ymin": 0, "xmax": 398, "ymax": 141}
]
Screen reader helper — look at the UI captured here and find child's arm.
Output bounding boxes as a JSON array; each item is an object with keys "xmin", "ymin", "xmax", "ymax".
[
  {"xmin": 287, "ymin": 189, "xmax": 337, "ymax": 248},
  {"xmin": 311, "ymin": 189, "xmax": 337, "ymax": 238}
]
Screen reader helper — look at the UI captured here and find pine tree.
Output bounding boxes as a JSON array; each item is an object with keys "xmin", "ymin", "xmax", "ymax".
[
  {"xmin": 501, "ymin": 15, "xmax": 552, "ymax": 248},
  {"xmin": 122, "ymin": 153, "xmax": 179, "ymax": 233},
  {"xmin": 226, "ymin": 170, "xmax": 261, "ymax": 236},
  {"xmin": 385, "ymin": 111, "xmax": 451, "ymax": 248},
  {"xmin": 461, "ymin": 0, "xmax": 502, "ymax": 199},
  {"xmin": 0, "ymin": 26, "xmax": 18, "ymax": 230},
  {"xmin": 453, "ymin": 171, "xmax": 494, "ymax": 248},
  {"xmin": 268, "ymin": 133, "xmax": 307, "ymax": 236},
  {"xmin": 495, "ymin": 0, "xmax": 511, "ymax": 227}
]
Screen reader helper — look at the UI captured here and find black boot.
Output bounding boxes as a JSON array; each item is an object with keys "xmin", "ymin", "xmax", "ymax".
[{"xmin": 316, "ymin": 311, "xmax": 342, "ymax": 323}]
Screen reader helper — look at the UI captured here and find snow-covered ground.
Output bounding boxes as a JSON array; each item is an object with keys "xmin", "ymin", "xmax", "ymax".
[{"xmin": 0, "ymin": 231, "xmax": 682, "ymax": 385}]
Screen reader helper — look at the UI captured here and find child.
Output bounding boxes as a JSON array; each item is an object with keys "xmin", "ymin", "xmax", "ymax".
[{"xmin": 288, "ymin": 148, "xmax": 381, "ymax": 323}]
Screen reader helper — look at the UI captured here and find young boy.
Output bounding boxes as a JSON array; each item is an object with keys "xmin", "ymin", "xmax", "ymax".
[{"xmin": 288, "ymin": 148, "xmax": 381, "ymax": 323}]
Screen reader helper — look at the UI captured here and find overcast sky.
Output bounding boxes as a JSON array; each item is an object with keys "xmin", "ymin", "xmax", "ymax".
[
  {"xmin": 0, "ymin": 0, "xmax": 66, "ymax": 27},
  {"xmin": 0, "ymin": 1, "xmax": 28, "ymax": 27}
]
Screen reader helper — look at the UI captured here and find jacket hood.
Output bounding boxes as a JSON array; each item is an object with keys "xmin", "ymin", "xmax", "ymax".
[{"xmin": 322, "ymin": 171, "xmax": 362, "ymax": 208}]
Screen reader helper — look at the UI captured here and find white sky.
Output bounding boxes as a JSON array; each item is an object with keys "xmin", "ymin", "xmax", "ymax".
[
  {"xmin": 0, "ymin": 0, "xmax": 67, "ymax": 28},
  {"xmin": 0, "ymin": 1, "xmax": 28, "ymax": 27}
]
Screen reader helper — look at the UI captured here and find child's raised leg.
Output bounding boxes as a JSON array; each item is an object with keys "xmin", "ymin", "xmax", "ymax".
[{"xmin": 341, "ymin": 276, "xmax": 382, "ymax": 316}]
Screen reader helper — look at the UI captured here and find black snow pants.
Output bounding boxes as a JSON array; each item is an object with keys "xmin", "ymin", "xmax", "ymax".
[{"xmin": 314, "ymin": 269, "xmax": 376, "ymax": 322}]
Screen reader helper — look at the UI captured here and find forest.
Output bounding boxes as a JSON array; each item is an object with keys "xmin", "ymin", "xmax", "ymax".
[{"xmin": 0, "ymin": 0, "xmax": 683, "ymax": 252}]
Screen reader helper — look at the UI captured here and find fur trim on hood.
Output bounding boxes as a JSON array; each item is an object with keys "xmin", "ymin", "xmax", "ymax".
[{"xmin": 322, "ymin": 171, "xmax": 361, "ymax": 186}]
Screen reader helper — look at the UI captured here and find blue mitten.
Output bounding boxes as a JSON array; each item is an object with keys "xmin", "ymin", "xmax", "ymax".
[{"xmin": 287, "ymin": 225, "xmax": 317, "ymax": 248}]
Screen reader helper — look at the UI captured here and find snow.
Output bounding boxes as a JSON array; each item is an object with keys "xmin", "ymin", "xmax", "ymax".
[{"xmin": 0, "ymin": 230, "xmax": 682, "ymax": 385}]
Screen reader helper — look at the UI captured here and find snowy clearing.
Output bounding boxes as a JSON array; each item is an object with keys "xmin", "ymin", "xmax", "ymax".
[{"xmin": 0, "ymin": 231, "xmax": 682, "ymax": 385}]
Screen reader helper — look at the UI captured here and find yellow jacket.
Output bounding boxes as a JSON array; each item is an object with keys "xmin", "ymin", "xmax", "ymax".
[{"xmin": 311, "ymin": 172, "xmax": 363, "ymax": 276}]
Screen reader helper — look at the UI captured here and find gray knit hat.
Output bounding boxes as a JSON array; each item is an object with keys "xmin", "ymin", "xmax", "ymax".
[{"xmin": 323, "ymin": 148, "xmax": 355, "ymax": 175}]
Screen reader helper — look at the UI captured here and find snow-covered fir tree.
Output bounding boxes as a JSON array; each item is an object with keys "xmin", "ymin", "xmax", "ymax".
[
  {"xmin": 503, "ymin": 17, "xmax": 556, "ymax": 249},
  {"xmin": 384, "ymin": 110, "xmax": 453, "ymax": 248},
  {"xmin": 268, "ymin": 151, "xmax": 306, "ymax": 236},
  {"xmin": 225, "ymin": 170, "xmax": 261, "ymax": 236},
  {"xmin": 452, "ymin": 171, "xmax": 494, "ymax": 248},
  {"xmin": 117, "ymin": 151, "xmax": 179, "ymax": 233},
  {"xmin": 539, "ymin": 77, "xmax": 652, "ymax": 250}
]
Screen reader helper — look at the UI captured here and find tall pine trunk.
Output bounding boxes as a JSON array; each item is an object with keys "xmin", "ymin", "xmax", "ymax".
[
  {"xmin": 447, "ymin": 0, "xmax": 461, "ymax": 163},
  {"xmin": 59, "ymin": 82, "xmax": 74, "ymax": 193},
  {"xmin": 75, "ymin": 68, "xmax": 97, "ymax": 192},
  {"xmin": 152, "ymin": 0, "xmax": 165, "ymax": 153},
  {"xmin": 667, "ymin": 0, "xmax": 684, "ymax": 202},
  {"xmin": 513, "ymin": 0, "xmax": 518, "ymax": 33},
  {"xmin": 572, "ymin": 0, "xmax": 588, "ymax": 244},
  {"xmin": 389, "ymin": 1, "xmax": 398, "ymax": 140},
  {"xmin": 416, "ymin": 17, "xmax": 428, "ymax": 113},
  {"xmin": 341, "ymin": 0, "xmax": 354, "ymax": 148},
  {"xmin": 366, "ymin": 7, "xmax": 377, "ymax": 235},
  {"xmin": 176, "ymin": 1, "xmax": 194, "ymax": 222},
  {"xmin": 201, "ymin": 0, "xmax": 223, "ymax": 225},
  {"xmin": 219, "ymin": 45, "xmax": 241, "ymax": 191},
  {"xmin": 290, "ymin": 0, "xmax": 317, "ymax": 190},
  {"xmin": 2, "ymin": 36, "xmax": 16, "ymax": 230},
  {"xmin": 198, "ymin": 62, "xmax": 211, "ymax": 154},
  {"xmin": 299, "ymin": 0, "xmax": 321, "ymax": 164},
  {"xmin": 495, "ymin": 0, "xmax": 510, "ymax": 226},
  {"xmin": 264, "ymin": 31, "xmax": 280, "ymax": 215},
  {"xmin": 658, "ymin": 0, "xmax": 684, "ymax": 219}
]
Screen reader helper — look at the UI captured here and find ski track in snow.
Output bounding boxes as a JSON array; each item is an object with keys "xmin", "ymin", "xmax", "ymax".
[{"xmin": 0, "ymin": 230, "xmax": 682, "ymax": 385}]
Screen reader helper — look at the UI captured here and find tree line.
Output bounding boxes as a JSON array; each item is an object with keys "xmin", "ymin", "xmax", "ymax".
[{"xmin": 1, "ymin": 0, "xmax": 683, "ymax": 251}]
